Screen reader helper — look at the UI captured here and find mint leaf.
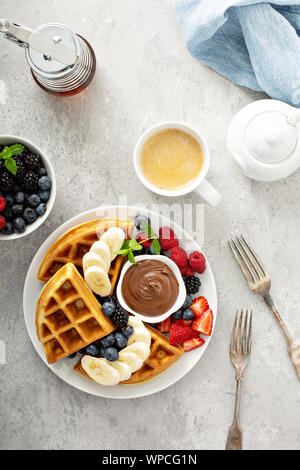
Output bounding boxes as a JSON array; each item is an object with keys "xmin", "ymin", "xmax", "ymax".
[
  {"xmin": 120, "ymin": 240, "xmax": 130, "ymax": 250},
  {"xmin": 128, "ymin": 250, "xmax": 136, "ymax": 264},
  {"xmin": 141, "ymin": 220, "xmax": 155, "ymax": 238},
  {"xmin": 113, "ymin": 249, "xmax": 130, "ymax": 256},
  {"xmin": 0, "ymin": 146, "xmax": 12, "ymax": 160},
  {"xmin": 128, "ymin": 239, "xmax": 143, "ymax": 251},
  {"xmin": 9, "ymin": 144, "xmax": 24, "ymax": 156},
  {"xmin": 151, "ymin": 239, "xmax": 161, "ymax": 255},
  {"xmin": 5, "ymin": 157, "xmax": 17, "ymax": 176}
]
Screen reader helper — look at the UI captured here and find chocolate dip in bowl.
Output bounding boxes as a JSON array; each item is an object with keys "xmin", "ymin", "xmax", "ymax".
[{"xmin": 117, "ymin": 255, "xmax": 187, "ymax": 323}]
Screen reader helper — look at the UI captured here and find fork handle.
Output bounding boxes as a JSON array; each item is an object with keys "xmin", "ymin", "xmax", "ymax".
[
  {"xmin": 226, "ymin": 424, "xmax": 243, "ymax": 450},
  {"xmin": 264, "ymin": 294, "xmax": 300, "ymax": 380}
]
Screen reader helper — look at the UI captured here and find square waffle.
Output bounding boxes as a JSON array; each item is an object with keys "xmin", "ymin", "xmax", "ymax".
[
  {"xmin": 37, "ymin": 219, "xmax": 134, "ymax": 285},
  {"xmin": 73, "ymin": 324, "xmax": 183, "ymax": 385},
  {"xmin": 36, "ymin": 263, "xmax": 115, "ymax": 364}
]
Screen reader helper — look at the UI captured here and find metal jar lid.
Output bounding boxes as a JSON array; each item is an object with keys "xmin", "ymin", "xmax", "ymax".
[{"xmin": 25, "ymin": 23, "xmax": 81, "ymax": 80}]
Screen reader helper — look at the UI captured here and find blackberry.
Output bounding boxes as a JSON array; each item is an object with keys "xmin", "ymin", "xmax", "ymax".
[
  {"xmin": 0, "ymin": 171, "xmax": 14, "ymax": 192},
  {"xmin": 14, "ymin": 156, "xmax": 26, "ymax": 181},
  {"xmin": 110, "ymin": 305, "xmax": 128, "ymax": 328},
  {"xmin": 184, "ymin": 275, "xmax": 201, "ymax": 295},
  {"xmin": 98, "ymin": 295, "xmax": 118, "ymax": 306},
  {"xmin": 24, "ymin": 153, "xmax": 42, "ymax": 171},
  {"xmin": 21, "ymin": 170, "xmax": 38, "ymax": 192}
]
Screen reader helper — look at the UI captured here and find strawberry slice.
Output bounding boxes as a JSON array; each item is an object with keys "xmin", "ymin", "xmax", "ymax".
[
  {"xmin": 169, "ymin": 319, "xmax": 199, "ymax": 346},
  {"xmin": 183, "ymin": 337, "xmax": 205, "ymax": 352},
  {"xmin": 192, "ymin": 309, "xmax": 213, "ymax": 336},
  {"xmin": 157, "ymin": 316, "xmax": 172, "ymax": 333},
  {"xmin": 190, "ymin": 296, "xmax": 209, "ymax": 317}
]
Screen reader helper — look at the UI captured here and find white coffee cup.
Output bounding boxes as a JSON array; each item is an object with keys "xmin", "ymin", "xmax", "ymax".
[{"xmin": 133, "ymin": 121, "xmax": 221, "ymax": 206}]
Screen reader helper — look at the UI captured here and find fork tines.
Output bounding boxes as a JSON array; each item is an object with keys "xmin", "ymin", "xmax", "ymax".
[
  {"xmin": 228, "ymin": 235, "xmax": 267, "ymax": 286},
  {"xmin": 231, "ymin": 309, "xmax": 253, "ymax": 355}
]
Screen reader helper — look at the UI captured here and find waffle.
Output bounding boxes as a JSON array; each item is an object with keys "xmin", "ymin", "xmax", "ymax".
[
  {"xmin": 36, "ymin": 263, "xmax": 115, "ymax": 364},
  {"xmin": 37, "ymin": 219, "xmax": 134, "ymax": 287},
  {"xmin": 73, "ymin": 324, "xmax": 184, "ymax": 385}
]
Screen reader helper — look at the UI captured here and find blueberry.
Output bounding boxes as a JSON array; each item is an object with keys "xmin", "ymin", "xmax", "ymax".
[
  {"xmin": 27, "ymin": 194, "xmax": 41, "ymax": 208},
  {"xmin": 182, "ymin": 309, "xmax": 195, "ymax": 321},
  {"xmin": 23, "ymin": 207, "xmax": 38, "ymax": 224},
  {"xmin": 134, "ymin": 214, "xmax": 151, "ymax": 231},
  {"xmin": 172, "ymin": 309, "xmax": 183, "ymax": 320},
  {"xmin": 15, "ymin": 192, "xmax": 25, "ymax": 204},
  {"xmin": 101, "ymin": 333, "xmax": 115, "ymax": 348},
  {"xmin": 13, "ymin": 217, "xmax": 25, "ymax": 233},
  {"xmin": 36, "ymin": 203, "xmax": 47, "ymax": 216},
  {"xmin": 123, "ymin": 325, "xmax": 134, "ymax": 338},
  {"xmin": 85, "ymin": 343, "xmax": 101, "ymax": 356},
  {"xmin": 38, "ymin": 167, "xmax": 47, "ymax": 176},
  {"xmin": 11, "ymin": 204, "xmax": 24, "ymax": 216},
  {"xmin": 67, "ymin": 352, "xmax": 77, "ymax": 359},
  {"xmin": 182, "ymin": 294, "xmax": 193, "ymax": 310},
  {"xmin": 114, "ymin": 332, "xmax": 128, "ymax": 349},
  {"xmin": 5, "ymin": 194, "xmax": 14, "ymax": 207},
  {"xmin": 1, "ymin": 221, "xmax": 14, "ymax": 235},
  {"xmin": 102, "ymin": 301, "xmax": 116, "ymax": 317},
  {"xmin": 104, "ymin": 347, "xmax": 119, "ymax": 362},
  {"xmin": 100, "ymin": 347, "xmax": 106, "ymax": 357},
  {"xmin": 2, "ymin": 207, "xmax": 13, "ymax": 221},
  {"xmin": 38, "ymin": 190, "xmax": 50, "ymax": 202},
  {"xmin": 148, "ymin": 243, "xmax": 163, "ymax": 255},
  {"xmin": 38, "ymin": 176, "xmax": 52, "ymax": 191}
]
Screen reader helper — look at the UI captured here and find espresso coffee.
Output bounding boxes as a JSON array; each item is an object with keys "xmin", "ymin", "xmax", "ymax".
[{"xmin": 140, "ymin": 128, "xmax": 204, "ymax": 191}]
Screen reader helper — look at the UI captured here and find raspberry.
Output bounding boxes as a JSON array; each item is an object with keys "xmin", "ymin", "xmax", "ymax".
[
  {"xmin": 180, "ymin": 263, "xmax": 194, "ymax": 277},
  {"xmin": 170, "ymin": 246, "xmax": 188, "ymax": 268},
  {"xmin": 0, "ymin": 196, "xmax": 6, "ymax": 212},
  {"xmin": 0, "ymin": 215, "xmax": 6, "ymax": 230},
  {"xmin": 189, "ymin": 251, "xmax": 206, "ymax": 274},
  {"xmin": 159, "ymin": 226, "xmax": 179, "ymax": 251},
  {"xmin": 136, "ymin": 232, "xmax": 152, "ymax": 248}
]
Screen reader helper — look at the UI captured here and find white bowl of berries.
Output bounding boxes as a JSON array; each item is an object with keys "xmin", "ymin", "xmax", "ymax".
[{"xmin": 0, "ymin": 135, "xmax": 56, "ymax": 240}]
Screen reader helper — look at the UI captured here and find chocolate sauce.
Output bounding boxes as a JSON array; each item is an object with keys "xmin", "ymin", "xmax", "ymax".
[{"xmin": 121, "ymin": 259, "xmax": 179, "ymax": 316}]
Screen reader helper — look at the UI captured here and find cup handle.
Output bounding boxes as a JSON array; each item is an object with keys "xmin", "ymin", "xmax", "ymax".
[{"xmin": 195, "ymin": 179, "xmax": 221, "ymax": 206}]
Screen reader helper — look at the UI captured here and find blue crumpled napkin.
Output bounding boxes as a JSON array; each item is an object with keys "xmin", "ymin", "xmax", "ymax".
[{"xmin": 173, "ymin": 1, "xmax": 300, "ymax": 106}]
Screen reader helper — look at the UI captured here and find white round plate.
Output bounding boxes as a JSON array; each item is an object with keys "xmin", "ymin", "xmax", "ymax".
[{"xmin": 23, "ymin": 206, "xmax": 217, "ymax": 399}]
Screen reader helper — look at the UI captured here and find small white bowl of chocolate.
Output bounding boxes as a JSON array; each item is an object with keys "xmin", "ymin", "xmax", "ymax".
[{"xmin": 116, "ymin": 254, "xmax": 187, "ymax": 324}]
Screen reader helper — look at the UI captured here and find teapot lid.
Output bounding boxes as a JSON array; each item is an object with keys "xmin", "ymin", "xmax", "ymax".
[{"xmin": 245, "ymin": 111, "xmax": 298, "ymax": 164}]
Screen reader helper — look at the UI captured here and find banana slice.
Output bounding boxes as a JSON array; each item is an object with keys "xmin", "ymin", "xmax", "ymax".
[
  {"xmin": 101, "ymin": 227, "xmax": 125, "ymax": 261},
  {"xmin": 84, "ymin": 265, "xmax": 111, "ymax": 296},
  {"xmin": 83, "ymin": 252, "xmax": 108, "ymax": 273},
  {"xmin": 81, "ymin": 356, "xmax": 120, "ymax": 386},
  {"xmin": 127, "ymin": 327, "xmax": 151, "ymax": 347},
  {"xmin": 90, "ymin": 240, "xmax": 111, "ymax": 271},
  {"xmin": 125, "ymin": 342, "xmax": 150, "ymax": 362},
  {"xmin": 110, "ymin": 361, "xmax": 132, "ymax": 381},
  {"xmin": 127, "ymin": 316, "xmax": 144, "ymax": 329},
  {"xmin": 118, "ymin": 351, "xmax": 143, "ymax": 373}
]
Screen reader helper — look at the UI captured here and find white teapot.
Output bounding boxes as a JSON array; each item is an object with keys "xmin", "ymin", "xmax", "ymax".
[{"xmin": 227, "ymin": 99, "xmax": 300, "ymax": 182}]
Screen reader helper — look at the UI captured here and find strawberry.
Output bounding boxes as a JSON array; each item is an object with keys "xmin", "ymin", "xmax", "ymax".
[
  {"xmin": 183, "ymin": 337, "xmax": 205, "ymax": 352},
  {"xmin": 157, "ymin": 316, "xmax": 172, "ymax": 333},
  {"xmin": 0, "ymin": 215, "xmax": 6, "ymax": 230},
  {"xmin": 190, "ymin": 296, "xmax": 209, "ymax": 317},
  {"xmin": 192, "ymin": 309, "xmax": 213, "ymax": 336},
  {"xmin": 169, "ymin": 319, "xmax": 199, "ymax": 346},
  {"xmin": 0, "ymin": 196, "xmax": 6, "ymax": 212}
]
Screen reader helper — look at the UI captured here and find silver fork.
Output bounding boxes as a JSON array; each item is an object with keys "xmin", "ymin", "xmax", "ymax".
[
  {"xmin": 229, "ymin": 235, "xmax": 300, "ymax": 380},
  {"xmin": 226, "ymin": 309, "xmax": 252, "ymax": 451}
]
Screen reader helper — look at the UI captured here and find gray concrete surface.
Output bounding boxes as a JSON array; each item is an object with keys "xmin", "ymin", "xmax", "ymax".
[{"xmin": 1, "ymin": 0, "xmax": 300, "ymax": 451}]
